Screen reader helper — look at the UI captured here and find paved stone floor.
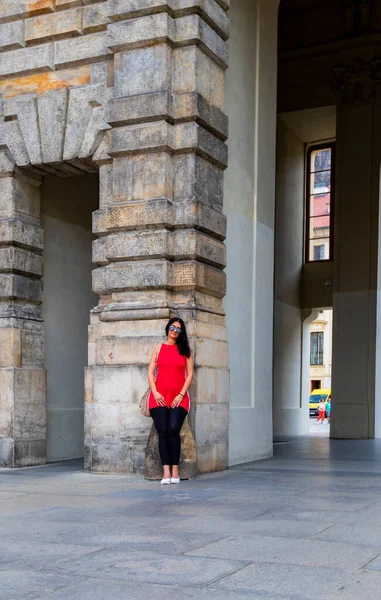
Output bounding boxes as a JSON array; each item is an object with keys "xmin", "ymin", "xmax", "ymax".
[{"xmin": 2, "ymin": 437, "xmax": 381, "ymax": 599}]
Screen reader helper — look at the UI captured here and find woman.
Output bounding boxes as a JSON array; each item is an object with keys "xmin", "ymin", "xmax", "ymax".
[
  {"xmin": 148, "ymin": 317, "xmax": 194, "ymax": 484},
  {"xmin": 317, "ymin": 399, "xmax": 326, "ymax": 424}
]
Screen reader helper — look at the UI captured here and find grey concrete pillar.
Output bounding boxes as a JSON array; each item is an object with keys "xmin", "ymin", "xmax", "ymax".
[
  {"xmin": 0, "ymin": 151, "xmax": 46, "ymax": 466},
  {"xmin": 331, "ymin": 64, "xmax": 381, "ymax": 438},
  {"xmin": 85, "ymin": 0, "xmax": 230, "ymax": 473}
]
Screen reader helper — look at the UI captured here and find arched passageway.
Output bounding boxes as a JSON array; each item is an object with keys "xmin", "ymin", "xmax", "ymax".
[{"xmin": 274, "ymin": 0, "xmax": 381, "ymax": 442}]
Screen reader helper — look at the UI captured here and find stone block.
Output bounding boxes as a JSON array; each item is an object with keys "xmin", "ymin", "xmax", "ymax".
[
  {"xmin": 108, "ymin": 12, "xmax": 173, "ymax": 53},
  {"xmin": 0, "ymin": 120, "xmax": 29, "ymax": 166},
  {"xmin": 99, "ymin": 164, "xmax": 113, "ymax": 208},
  {"xmin": 0, "ymin": 247, "xmax": 43, "ymax": 277},
  {"xmin": 172, "ymin": 92, "xmax": 228, "ymax": 139},
  {"xmin": 0, "ymin": 437, "xmax": 13, "ymax": 467},
  {"xmin": 194, "ymin": 336, "xmax": 227, "ymax": 367},
  {"xmin": 4, "ymin": 96, "xmax": 43, "ymax": 165},
  {"xmin": 0, "ymin": 369, "xmax": 14, "ymax": 437},
  {"xmin": 63, "ymin": 83, "xmax": 105, "ymax": 160},
  {"xmin": 95, "ymin": 335, "xmax": 163, "ymax": 365},
  {"xmin": 113, "ymin": 154, "xmax": 173, "ymax": 202},
  {"xmin": 173, "ymin": 46, "xmax": 224, "ymax": 109},
  {"xmin": 187, "ymin": 317, "xmax": 227, "ymax": 339},
  {"xmin": 90, "ymin": 364, "xmax": 149, "ymax": 404},
  {"xmin": 0, "ymin": 176, "xmax": 40, "ymax": 219},
  {"xmin": 0, "ymin": 21, "xmax": 25, "ymax": 52},
  {"xmin": 83, "ymin": 2, "xmax": 109, "ymax": 32},
  {"xmin": 173, "ymin": 261, "xmax": 226, "ymax": 297},
  {"xmin": 96, "ymin": 229, "xmax": 225, "ymax": 266},
  {"xmin": 193, "ymin": 402, "xmax": 229, "ymax": 444},
  {"xmin": 37, "ymin": 90, "xmax": 67, "ymax": 163},
  {"xmin": 173, "ymin": 230, "xmax": 226, "ymax": 268},
  {"xmin": 110, "ymin": 121, "xmax": 171, "ymax": 156},
  {"xmin": 108, "ymin": 12, "xmax": 227, "ymax": 68},
  {"xmin": 0, "ymin": 43, "xmax": 54, "ymax": 80},
  {"xmin": 14, "ymin": 439, "xmax": 46, "ymax": 466},
  {"xmin": 98, "ymin": 317, "xmax": 168, "ymax": 337},
  {"xmin": 92, "ymin": 208, "xmax": 107, "ymax": 234},
  {"xmin": 173, "ymin": 122, "xmax": 228, "ymax": 168},
  {"xmin": 173, "ymin": 198, "xmax": 226, "ymax": 240},
  {"xmin": 21, "ymin": 328, "xmax": 44, "ymax": 368},
  {"xmin": 25, "ymin": 8, "xmax": 83, "ymax": 45},
  {"xmin": 196, "ymin": 440, "xmax": 228, "ymax": 472},
  {"xmin": 171, "ymin": 289, "xmax": 225, "ymax": 314},
  {"xmin": 0, "ymin": 1, "xmax": 54, "ymax": 23},
  {"xmin": 108, "ymin": 92, "xmax": 170, "ymax": 126},
  {"xmin": 106, "ymin": 0, "xmax": 229, "ymax": 40},
  {"xmin": 99, "ymin": 230, "xmax": 171, "ymax": 263},
  {"xmin": 105, "ymin": 199, "xmax": 174, "ymax": 232},
  {"xmin": 90, "ymin": 441, "xmax": 134, "ymax": 473},
  {"xmin": 0, "ymin": 273, "xmax": 42, "ymax": 303},
  {"xmin": 14, "ymin": 401, "xmax": 46, "ymax": 441},
  {"xmin": 93, "ymin": 260, "xmax": 173, "ymax": 295},
  {"xmin": 110, "ymin": 121, "xmax": 227, "ymax": 167},
  {"xmin": 108, "ymin": 0, "xmax": 171, "ymax": 21},
  {"xmin": 0, "ymin": 61, "xmax": 90, "ymax": 95},
  {"xmin": 92, "ymin": 237, "xmax": 108, "ymax": 265},
  {"xmin": 175, "ymin": 14, "xmax": 228, "ymax": 67},
  {"xmin": 114, "ymin": 45, "xmax": 172, "ymax": 97},
  {"xmin": 14, "ymin": 368, "xmax": 46, "ymax": 405},
  {"xmin": 0, "ymin": 328, "xmax": 21, "ymax": 367},
  {"xmin": 173, "ymin": 154, "xmax": 224, "ymax": 209},
  {"xmin": 191, "ymin": 366, "xmax": 228, "ymax": 403},
  {"xmin": 0, "ymin": 219, "xmax": 43, "ymax": 252},
  {"xmin": 54, "ymin": 31, "xmax": 111, "ymax": 69},
  {"xmin": 175, "ymin": 0, "xmax": 229, "ymax": 39},
  {"xmin": 144, "ymin": 417, "xmax": 197, "ymax": 480}
]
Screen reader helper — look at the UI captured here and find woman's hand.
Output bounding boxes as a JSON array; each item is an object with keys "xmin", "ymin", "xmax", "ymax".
[
  {"xmin": 171, "ymin": 394, "xmax": 184, "ymax": 408},
  {"xmin": 154, "ymin": 392, "xmax": 166, "ymax": 406}
]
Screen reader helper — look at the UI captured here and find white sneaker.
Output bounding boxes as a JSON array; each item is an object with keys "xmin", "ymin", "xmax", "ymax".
[
  {"xmin": 170, "ymin": 477, "xmax": 180, "ymax": 484},
  {"xmin": 161, "ymin": 478, "xmax": 171, "ymax": 485}
]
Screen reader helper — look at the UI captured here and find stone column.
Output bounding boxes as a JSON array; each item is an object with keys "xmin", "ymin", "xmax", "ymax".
[
  {"xmin": 0, "ymin": 151, "xmax": 46, "ymax": 466},
  {"xmin": 331, "ymin": 61, "xmax": 381, "ymax": 438},
  {"xmin": 85, "ymin": 0, "xmax": 230, "ymax": 473}
]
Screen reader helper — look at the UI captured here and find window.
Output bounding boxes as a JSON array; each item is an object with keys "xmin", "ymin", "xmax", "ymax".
[
  {"xmin": 313, "ymin": 245, "xmax": 325, "ymax": 261},
  {"xmin": 311, "ymin": 380, "xmax": 321, "ymax": 392},
  {"xmin": 306, "ymin": 143, "xmax": 335, "ymax": 262},
  {"xmin": 310, "ymin": 332, "xmax": 324, "ymax": 366}
]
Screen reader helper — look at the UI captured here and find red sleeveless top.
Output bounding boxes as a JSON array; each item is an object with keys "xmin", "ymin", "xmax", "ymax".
[{"xmin": 148, "ymin": 344, "xmax": 190, "ymax": 412}]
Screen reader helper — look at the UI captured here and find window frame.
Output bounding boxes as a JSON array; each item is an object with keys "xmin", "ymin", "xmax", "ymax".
[
  {"xmin": 305, "ymin": 142, "xmax": 336, "ymax": 264},
  {"xmin": 310, "ymin": 331, "xmax": 324, "ymax": 366}
]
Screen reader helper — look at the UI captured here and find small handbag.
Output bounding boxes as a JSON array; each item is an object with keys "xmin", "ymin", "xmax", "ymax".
[
  {"xmin": 139, "ymin": 344, "xmax": 161, "ymax": 417},
  {"xmin": 139, "ymin": 388, "xmax": 151, "ymax": 418}
]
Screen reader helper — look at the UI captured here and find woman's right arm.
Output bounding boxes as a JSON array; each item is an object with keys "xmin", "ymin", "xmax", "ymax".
[{"xmin": 148, "ymin": 344, "xmax": 165, "ymax": 405}]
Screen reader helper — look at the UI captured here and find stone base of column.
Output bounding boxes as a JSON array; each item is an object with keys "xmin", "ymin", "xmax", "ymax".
[
  {"xmin": 84, "ymin": 308, "xmax": 229, "ymax": 475},
  {"xmin": 144, "ymin": 419, "xmax": 197, "ymax": 480},
  {"xmin": 330, "ymin": 404, "xmax": 369, "ymax": 439},
  {"xmin": 0, "ymin": 367, "xmax": 47, "ymax": 467}
]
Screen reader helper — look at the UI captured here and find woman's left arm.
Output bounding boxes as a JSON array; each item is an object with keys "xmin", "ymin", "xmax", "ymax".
[{"xmin": 171, "ymin": 354, "xmax": 194, "ymax": 408}]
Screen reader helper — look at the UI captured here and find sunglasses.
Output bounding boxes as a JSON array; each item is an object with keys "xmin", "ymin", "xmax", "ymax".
[{"xmin": 169, "ymin": 325, "xmax": 182, "ymax": 334}]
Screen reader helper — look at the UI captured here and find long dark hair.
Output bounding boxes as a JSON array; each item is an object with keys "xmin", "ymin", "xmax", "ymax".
[{"xmin": 165, "ymin": 317, "xmax": 191, "ymax": 358}]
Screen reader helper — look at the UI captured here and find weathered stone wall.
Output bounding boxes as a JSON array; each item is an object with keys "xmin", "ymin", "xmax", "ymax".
[
  {"xmin": 0, "ymin": 153, "xmax": 46, "ymax": 466},
  {"xmin": 0, "ymin": 0, "xmax": 111, "ymax": 177},
  {"xmin": 0, "ymin": 0, "xmax": 230, "ymax": 472},
  {"xmin": 0, "ymin": 0, "xmax": 111, "ymax": 466}
]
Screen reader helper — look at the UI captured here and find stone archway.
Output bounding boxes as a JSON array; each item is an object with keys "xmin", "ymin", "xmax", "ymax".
[{"xmin": 0, "ymin": 0, "xmax": 230, "ymax": 472}]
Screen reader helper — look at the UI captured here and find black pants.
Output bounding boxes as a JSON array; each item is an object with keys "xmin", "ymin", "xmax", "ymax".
[{"xmin": 150, "ymin": 406, "xmax": 187, "ymax": 466}]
